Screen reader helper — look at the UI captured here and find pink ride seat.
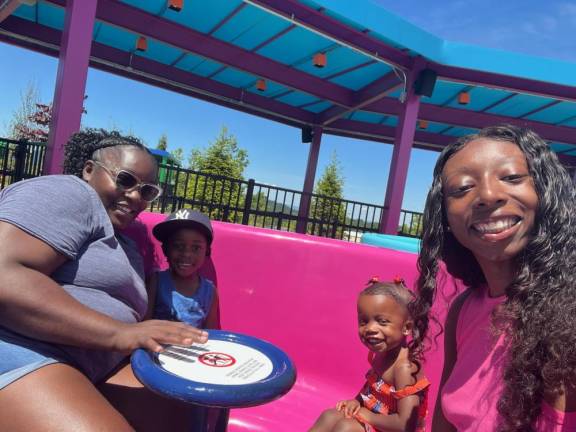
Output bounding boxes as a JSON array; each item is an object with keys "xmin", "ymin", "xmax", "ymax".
[{"xmin": 125, "ymin": 211, "xmax": 457, "ymax": 431}]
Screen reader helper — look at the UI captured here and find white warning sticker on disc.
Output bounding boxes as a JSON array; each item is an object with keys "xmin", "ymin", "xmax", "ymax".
[{"xmin": 157, "ymin": 339, "xmax": 274, "ymax": 385}]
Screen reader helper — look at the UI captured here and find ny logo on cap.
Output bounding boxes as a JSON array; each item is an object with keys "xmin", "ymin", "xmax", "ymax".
[{"xmin": 174, "ymin": 209, "xmax": 190, "ymax": 220}]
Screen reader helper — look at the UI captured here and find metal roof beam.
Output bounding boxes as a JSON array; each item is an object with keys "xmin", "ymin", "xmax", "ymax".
[
  {"xmin": 269, "ymin": 58, "xmax": 376, "ymax": 103},
  {"xmin": 324, "ymin": 128, "xmax": 448, "ymax": 152},
  {"xmin": 366, "ymin": 97, "xmax": 576, "ymax": 145},
  {"xmin": 245, "ymin": 0, "xmax": 411, "ymax": 69},
  {"xmin": 327, "ymin": 118, "xmax": 453, "ymax": 149},
  {"xmin": 242, "ymin": 2, "xmax": 576, "ymax": 105},
  {"xmin": 0, "ymin": 0, "xmax": 22, "ymax": 24},
  {"xmin": 435, "ymin": 64, "xmax": 576, "ymax": 103},
  {"xmin": 3, "ymin": 16, "xmax": 575, "ymax": 165},
  {"xmin": 44, "ymin": 0, "xmax": 355, "ymax": 108},
  {"xmin": 328, "ymin": 120, "xmax": 576, "ymax": 166},
  {"xmin": 517, "ymin": 100, "xmax": 562, "ymax": 119},
  {"xmin": 0, "ymin": 16, "xmax": 453, "ymax": 152},
  {"xmin": 0, "ymin": 16, "xmax": 316, "ymax": 127},
  {"xmin": 556, "ymin": 153, "xmax": 576, "ymax": 167},
  {"xmin": 207, "ymin": 3, "xmax": 246, "ymax": 36},
  {"xmin": 317, "ymin": 70, "xmax": 403, "ymax": 126}
]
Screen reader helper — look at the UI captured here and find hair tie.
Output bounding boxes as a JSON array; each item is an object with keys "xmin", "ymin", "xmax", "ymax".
[
  {"xmin": 366, "ymin": 276, "xmax": 379, "ymax": 286},
  {"xmin": 393, "ymin": 275, "xmax": 405, "ymax": 285}
]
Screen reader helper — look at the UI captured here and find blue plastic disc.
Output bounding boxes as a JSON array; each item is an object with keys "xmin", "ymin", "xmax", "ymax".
[{"xmin": 131, "ymin": 330, "xmax": 297, "ymax": 408}]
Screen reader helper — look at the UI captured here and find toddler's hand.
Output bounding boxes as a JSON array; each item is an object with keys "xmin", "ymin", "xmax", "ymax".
[
  {"xmin": 336, "ymin": 399, "xmax": 361, "ymax": 418},
  {"xmin": 110, "ymin": 320, "xmax": 209, "ymax": 354}
]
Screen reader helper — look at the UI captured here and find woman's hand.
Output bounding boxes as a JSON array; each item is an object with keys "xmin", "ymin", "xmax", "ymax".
[
  {"xmin": 336, "ymin": 399, "xmax": 361, "ymax": 418},
  {"xmin": 110, "ymin": 320, "xmax": 209, "ymax": 354}
]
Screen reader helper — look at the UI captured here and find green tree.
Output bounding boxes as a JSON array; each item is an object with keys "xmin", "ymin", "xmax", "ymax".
[
  {"xmin": 188, "ymin": 126, "xmax": 248, "ymax": 177},
  {"xmin": 246, "ymin": 190, "xmax": 269, "ymax": 226},
  {"xmin": 175, "ymin": 126, "xmax": 249, "ymax": 221},
  {"xmin": 1, "ymin": 84, "xmax": 51, "ymax": 185},
  {"xmin": 156, "ymin": 133, "xmax": 168, "ymax": 151},
  {"xmin": 7, "ymin": 83, "xmax": 86, "ymax": 142},
  {"xmin": 399, "ymin": 213, "xmax": 423, "ymax": 237},
  {"xmin": 170, "ymin": 147, "xmax": 184, "ymax": 166},
  {"xmin": 152, "ymin": 133, "xmax": 184, "ymax": 166},
  {"xmin": 309, "ymin": 152, "xmax": 346, "ymax": 237},
  {"xmin": 8, "ymin": 82, "xmax": 50, "ymax": 142}
]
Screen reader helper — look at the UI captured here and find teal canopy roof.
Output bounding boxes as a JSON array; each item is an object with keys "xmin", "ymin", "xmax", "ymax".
[{"xmin": 1, "ymin": 0, "xmax": 575, "ymax": 168}]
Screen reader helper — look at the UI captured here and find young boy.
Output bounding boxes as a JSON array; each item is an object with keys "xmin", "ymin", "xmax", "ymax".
[{"xmin": 147, "ymin": 209, "xmax": 219, "ymax": 329}]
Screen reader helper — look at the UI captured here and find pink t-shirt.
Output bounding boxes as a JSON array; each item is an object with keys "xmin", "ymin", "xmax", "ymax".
[{"xmin": 441, "ymin": 287, "xmax": 576, "ymax": 431}]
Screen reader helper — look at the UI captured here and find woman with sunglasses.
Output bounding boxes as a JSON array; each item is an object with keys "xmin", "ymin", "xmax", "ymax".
[{"xmin": 0, "ymin": 129, "xmax": 207, "ymax": 431}]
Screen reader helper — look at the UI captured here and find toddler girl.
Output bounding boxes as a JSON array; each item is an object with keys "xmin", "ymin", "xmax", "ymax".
[{"xmin": 309, "ymin": 277, "xmax": 429, "ymax": 432}]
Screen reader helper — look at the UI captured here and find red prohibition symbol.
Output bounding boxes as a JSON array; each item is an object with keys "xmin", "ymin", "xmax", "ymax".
[{"xmin": 198, "ymin": 352, "xmax": 236, "ymax": 367}]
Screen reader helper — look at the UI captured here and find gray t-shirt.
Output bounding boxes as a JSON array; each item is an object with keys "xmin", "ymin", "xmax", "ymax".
[{"xmin": 0, "ymin": 175, "xmax": 147, "ymax": 381}]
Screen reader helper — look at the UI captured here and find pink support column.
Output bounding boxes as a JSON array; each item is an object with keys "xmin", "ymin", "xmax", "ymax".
[
  {"xmin": 379, "ymin": 62, "xmax": 425, "ymax": 234},
  {"xmin": 43, "ymin": 0, "xmax": 97, "ymax": 175},
  {"xmin": 296, "ymin": 127, "xmax": 323, "ymax": 234},
  {"xmin": 0, "ymin": 0, "xmax": 22, "ymax": 24}
]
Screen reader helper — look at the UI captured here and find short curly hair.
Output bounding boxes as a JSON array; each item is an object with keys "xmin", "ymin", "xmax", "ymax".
[{"xmin": 62, "ymin": 128, "xmax": 151, "ymax": 177}]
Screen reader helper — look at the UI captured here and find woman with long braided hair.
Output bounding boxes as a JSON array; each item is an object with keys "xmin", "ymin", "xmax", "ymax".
[{"xmin": 410, "ymin": 124, "xmax": 576, "ymax": 431}]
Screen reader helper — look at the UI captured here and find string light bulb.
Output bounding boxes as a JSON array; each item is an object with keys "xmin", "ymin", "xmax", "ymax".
[
  {"xmin": 313, "ymin": 53, "xmax": 327, "ymax": 68},
  {"xmin": 167, "ymin": 0, "xmax": 183, "ymax": 12},
  {"xmin": 256, "ymin": 79, "xmax": 267, "ymax": 92},
  {"xmin": 458, "ymin": 91, "xmax": 470, "ymax": 105},
  {"xmin": 136, "ymin": 36, "xmax": 148, "ymax": 52}
]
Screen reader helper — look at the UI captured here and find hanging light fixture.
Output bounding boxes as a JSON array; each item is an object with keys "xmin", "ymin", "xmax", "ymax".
[
  {"xmin": 167, "ymin": 0, "xmax": 183, "ymax": 12},
  {"xmin": 458, "ymin": 91, "xmax": 470, "ymax": 105},
  {"xmin": 256, "ymin": 79, "xmax": 267, "ymax": 91},
  {"xmin": 136, "ymin": 36, "xmax": 148, "ymax": 52},
  {"xmin": 313, "ymin": 52, "xmax": 327, "ymax": 68},
  {"xmin": 418, "ymin": 120, "xmax": 429, "ymax": 130}
]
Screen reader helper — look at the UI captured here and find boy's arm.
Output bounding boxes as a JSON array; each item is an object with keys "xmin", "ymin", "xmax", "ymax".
[
  {"xmin": 356, "ymin": 363, "xmax": 423, "ymax": 432},
  {"xmin": 144, "ymin": 272, "xmax": 158, "ymax": 320},
  {"xmin": 204, "ymin": 286, "xmax": 220, "ymax": 329}
]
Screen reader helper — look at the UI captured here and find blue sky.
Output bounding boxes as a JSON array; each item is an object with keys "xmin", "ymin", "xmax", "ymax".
[
  {"xmin": 1, "ymin": 1, "xmax": 575, "ymax": 211},
  {"xmin": 375, "ymin": 0, "xmax": 576, "ymax": 63}
]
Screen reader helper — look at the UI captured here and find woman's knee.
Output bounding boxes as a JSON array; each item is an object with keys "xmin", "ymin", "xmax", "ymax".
[{"xmin": 0, "ymin": 363, "xmax": 133, "ymax": 432}]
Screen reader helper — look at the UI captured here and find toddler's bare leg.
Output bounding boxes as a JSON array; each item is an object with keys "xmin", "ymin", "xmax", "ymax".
[
  {"xmin": 332, "ymin": 417, "xmax": 366, "ymax": 432},
  {"xmin": 309, "ymin": 408, "xmax": 347, "ymax": 432}
]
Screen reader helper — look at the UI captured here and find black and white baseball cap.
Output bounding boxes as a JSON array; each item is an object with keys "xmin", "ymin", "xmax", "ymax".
[{"xmin": 152, "ymin": 209, "xmax": 213, "ymax": 244}]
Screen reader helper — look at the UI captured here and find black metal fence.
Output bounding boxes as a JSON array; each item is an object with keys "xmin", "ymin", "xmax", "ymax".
[
  {"xmin": 0, "ymin": 138, "xmax": 46, "ymax": 188},
  {"xmin": 150, "ymin": 163, "xmax": 423, "ymax": 240},
  {"xmin": 0, "ymin": 138, "xmax": 425, "ymax": 240}
]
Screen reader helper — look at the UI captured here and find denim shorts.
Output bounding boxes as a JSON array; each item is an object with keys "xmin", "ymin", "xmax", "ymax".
[{"xmin": 0, "ymin": 327, "xmax": 72, "ymax": 390}]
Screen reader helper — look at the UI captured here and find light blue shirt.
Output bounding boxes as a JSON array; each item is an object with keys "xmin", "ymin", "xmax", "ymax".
[{"xmin": 153, "ymin": 270, "xmax": 214, "ymax": 328}]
